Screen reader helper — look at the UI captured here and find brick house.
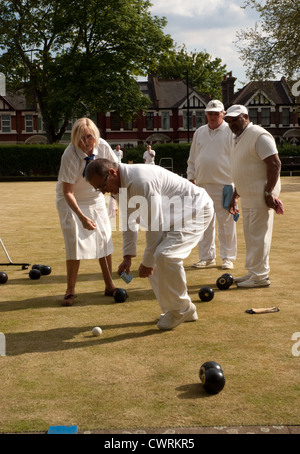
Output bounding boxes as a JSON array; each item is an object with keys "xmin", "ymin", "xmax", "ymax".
[
  {"xmin": 97, "ymin": 74, "xmax": 210, "ymax": 149},
  {"xmin": 222, "ymin": 74, "xmax": 300, "ymax": 144},
  {"xmin": 0, "ymin": 74, "xmax": 299, "ymax": 146},
  {"xmin": 0, "ymin": 90, "xmax": 46, "ymax": 144}
]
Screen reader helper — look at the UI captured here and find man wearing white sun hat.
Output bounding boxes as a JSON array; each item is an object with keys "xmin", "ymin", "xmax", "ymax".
[
  {"xmin": 225, "ymin": 104, "xmax": 283, "ymax": 288},
  {"xmin": 187, "ymin": 99, "xmax": 237, "ymax": 271}
]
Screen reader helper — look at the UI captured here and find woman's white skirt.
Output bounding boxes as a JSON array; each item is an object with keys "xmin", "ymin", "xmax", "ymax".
[{"xmin": 57, "ymin": 197, "xmax": 113, "ymax": 260}]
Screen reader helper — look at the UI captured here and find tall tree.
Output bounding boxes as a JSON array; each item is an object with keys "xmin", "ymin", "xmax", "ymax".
[
  {"xmin": 0, "ymin": 0, "xmax": 173, "ymax": 143},
  {"xmin": 235, "ymin": 0, "xmax": 300, "ymax": 80},
  {"xmin": 156, "ymin": 45, "xmax": 227, "ymax": 99}
]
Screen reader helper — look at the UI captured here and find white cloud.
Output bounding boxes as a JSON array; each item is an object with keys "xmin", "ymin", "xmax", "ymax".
[
  {"xmin": 149, "ymin": 0, "xmax": 261, "ymax": 88},
  {"xmin": 151, "ymin": 0, "xmax": 248, "ymax": 23},
  {"xmin": 151, "ymin": 0, "xmax": 230, "ymax": 18}
]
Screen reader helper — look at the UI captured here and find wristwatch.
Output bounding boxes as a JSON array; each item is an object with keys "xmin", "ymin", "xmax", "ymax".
[{"xmin": 264, "ymin": 190, "xmax": 273, "ymax": 197}]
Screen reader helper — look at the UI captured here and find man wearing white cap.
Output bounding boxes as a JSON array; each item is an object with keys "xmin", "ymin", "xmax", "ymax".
[
  {"xmin": 187, "ymin": 99, "xmax": 237, "ymax": 270},
  {"xmin": 225, "ymin": 105, "xmax": 282, "ymax": 288}
]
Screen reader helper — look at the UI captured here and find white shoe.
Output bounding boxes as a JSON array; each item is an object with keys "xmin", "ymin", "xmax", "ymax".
[
  {"xmin": 235, "ymin": 273, "xmax": 252, "ymax": 283},
  {"xmin": 237, "ymin": 277, "xmax": 270, "ymax": 288},
  {"xmin": 157, "ymin": 303, "xmax": 198, "ymax": 330},
  {"xmin": 192, "ymin": 259, "xmax": 216, "ymax": 269},
  {"xmin": 222, "ymin": 259, "xmax": 234, "ymax": 270},
  {"xmin": 185, "ymin": 310, "xmax": 198, "ymax": 322},
  {"xmin": 158, "ymin": 310, "xmax": 198, "ymax": 323}
]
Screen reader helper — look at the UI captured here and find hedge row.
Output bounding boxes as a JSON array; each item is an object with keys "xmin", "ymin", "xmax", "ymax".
[
  {"xmin": 0, "ymin": 142, "xmax": 299, "ymax": 178},
  {"xmin": 0, "ymin": 144, "xmax": 66, "ymax": 177}
]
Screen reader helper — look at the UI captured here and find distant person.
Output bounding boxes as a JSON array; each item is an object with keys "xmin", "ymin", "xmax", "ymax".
[
  {"xmin": 225, "ymin": 105, "xmax": 283, "ymax": 288},
  {"xmin": 143, "ymin": 144, "xmax": 155, "ymax": 165},
  {"xmin": 187, "ymin": 100, "xmax": 236, "ymax": 270},
  {"xmin": 113, "ymin": 144, "xmax": 123, "ymax": 163},
  {"xmin": 56, "ymin": 118, "xmax": 118, "ymax": 306},
  {"xmin": 85, "ymin": 159, "xmax": 214, "ymax": 330}
]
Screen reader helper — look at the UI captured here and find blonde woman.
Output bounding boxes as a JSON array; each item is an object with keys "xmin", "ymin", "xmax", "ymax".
[{"xmin": 56, "ymin": 118, "xmax": 118, "ymax": 306}]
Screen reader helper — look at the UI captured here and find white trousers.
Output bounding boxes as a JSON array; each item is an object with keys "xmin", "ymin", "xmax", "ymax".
[
  {"xmin": 149, "ymin": 201, "xmax": 214, "ymax": 312},
  {"xmin": 242, "ymin": 206, "xmax": 274, "ymax": 279},
  {"xmin": 197, "ymin": 184, "xmax": 237, "ymax": 261}
]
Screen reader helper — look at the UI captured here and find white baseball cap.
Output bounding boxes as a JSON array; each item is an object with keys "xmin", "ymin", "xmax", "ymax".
[
  {"xmin": 205, "ymin": 100, "xmax": 224, "ymax": 112},
  {"xmin": 225, "ymin": 105, "xmax": 248, "ymax": 117}
]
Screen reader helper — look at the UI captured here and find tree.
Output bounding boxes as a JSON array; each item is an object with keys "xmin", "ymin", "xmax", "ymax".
[
  {"xmin": 235, "ymin": 0, "xmax": 300, "ymax": 80},
  {"xmin": 156, "ymin": 45, "xmax": 227, "ymax": 99},
  {"xmin": 0, "ymin": 0, "xmax": 173, "ymax": 143}
]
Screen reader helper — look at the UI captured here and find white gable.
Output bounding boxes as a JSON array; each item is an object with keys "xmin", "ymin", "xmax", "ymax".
[
  {"xmin": 179, "ymin": 92, "xmax": 207, "ymax": 109},
  {"xmin": 246, "ymin": 89, "xmax": 276, "ymax": 107},
  {"xmin": 0, "ymin": 96, "xmax": 13, "ymax": 110}
]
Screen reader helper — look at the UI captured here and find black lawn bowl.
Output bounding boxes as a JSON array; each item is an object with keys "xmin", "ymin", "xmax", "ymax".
[
  {"xmin": 216, "ymin": 274, "xmax": 232, "ymax": 290},
  {"xmin": 0, "ymin": 271, "xmax": 8, "ymax": 284},
  {"xmin": 32, "ymin": 264, "xmax": 42, "ymax": 271},
  {"xmin": 113, "ymin": 288, "xmax": 128, "ymax": 303},
  {"xmin": 29, "ymin": 269, "xmax": 41, "ymax": 280},
  {"xmin": 40, "ymin": 265, "xmax": 51, "ymax": 275},
  {"xmin": 198, "ymin": 286, "xmax": 214, "ymax": 302},
  {"xmin": 199, "ymin": 361, "xmax": 225, "ymax": 395},
  {"xmin": 32, "ymin": 264, "xmax": 51, "ymax": 275}
]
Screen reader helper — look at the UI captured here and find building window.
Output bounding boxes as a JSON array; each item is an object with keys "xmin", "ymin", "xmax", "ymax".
[
  {"xmin": 195, "ymin": 111, "xmax": 205, "ymax": 129},
  {"xmin": 25, "ymin": 114, "xmax": 33, "ymax": 132},
  {"xmin": 161, "ymin": 112, "xmax": 170, "ymax": 130},
  {"xmin": 183, "ymin": 111, "xmax": 193, "ymax": 130},
  {"xmin": 1, "ymin": 114, "xmax": 11, "ymax": 132},
  {"xmin": 282, "ymin": 108, "xmax": 290, "ymax": 126},
  {"xmin": 146, "ymin": 112, "xmax": 154, "ymax": 130},
  {"xmin": 249, "ymin": 108, "xmax": 258, "ymax": 124},
  {"xmin": 111, "ymin": 112, "xmax": 121, "ymax": 130},
  {"xmin": 37, "ymin": 117, "xmax": 43, "ymax": 132},
  {"xmin": 261, "ymin": 108, "xmax": 270, "ymax": 127},
  {"xmin": 124, "ymin": 119, "xmax": 133, "ymax": 130}
]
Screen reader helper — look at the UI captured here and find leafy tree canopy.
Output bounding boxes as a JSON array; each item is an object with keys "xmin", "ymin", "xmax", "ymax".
[
  {"xmin": 0, "ymin": 0, "xmax": 173, "ymax": 142},
  {"xmin": 235, "ymin": 0, "xmax": 300, "ymax": 80},
  {"xmin": 156, "ymin": 45, "xmax": 227, "ymax": 99}
]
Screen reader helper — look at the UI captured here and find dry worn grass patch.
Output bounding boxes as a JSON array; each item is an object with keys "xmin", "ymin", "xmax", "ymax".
[{"xmin": 0, "ymin": 177, "xmax": 299, "ymax": 433}]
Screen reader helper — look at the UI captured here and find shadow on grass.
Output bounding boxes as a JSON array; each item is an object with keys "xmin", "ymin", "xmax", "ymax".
[
  {"xmin": 0, "ymin": 286, "xmax": 156, "ymax": 312},
  {"xmin": 176, "ymin": 383, "xmax": 211, "ymax": 399},
  {"xmin": 5, "ymin": 322, "xmax": 163, "ymax": 356},
  {"xmin": 2, "ymin": 271, "xmax": 124, "ymax": 285},
  {"xmin": 188, "ymin": 283, "xmax": 241, "ymax": 294}
]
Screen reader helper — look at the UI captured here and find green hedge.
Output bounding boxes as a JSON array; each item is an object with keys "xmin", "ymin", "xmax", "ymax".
[
  {"xmin": 0, "ymin": 142, "xmax": 299, "ymax": 178},
  {"xmin": 276, "ymin": 143, "xmax": 300, "ymax": 156},
  {"xmin": 0, "ymin": 144, "xmax": 65, "ymax": 177}
]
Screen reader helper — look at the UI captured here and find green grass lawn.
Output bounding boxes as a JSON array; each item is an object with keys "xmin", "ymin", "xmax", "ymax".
[{"xmin": 0, "ymin": 177, "xmax": 299, "ymax": 433}]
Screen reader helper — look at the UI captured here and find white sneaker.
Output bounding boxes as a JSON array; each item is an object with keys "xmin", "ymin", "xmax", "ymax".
[
  {"xmin": 234, "ymin": 273, "xmax": 252, "ymax": 283},
  {"xmin": 158, "ymin": 310, "xmax": 198, "ymax": 323},
  {"xmin": 222, "ymin": 259, "xmax": 234, "ymax": 270},
  {"xmin": 237, "ymin": 277, "xmax": 270, "ymax": 288},
  {"xmin": 192, "ymin": 259, "xmax": 216, "ymax": 269},
  {"xmin": 185, "ymin": 310, "xmax": 198, "ymax": 322},
  {"xmin": 157, "ymin": 303, "xmax": 198, "ymax": 330}
]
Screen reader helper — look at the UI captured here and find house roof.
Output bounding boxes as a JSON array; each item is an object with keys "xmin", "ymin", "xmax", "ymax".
[
  {"xmin": 232, "ymin": 77, "xmax": 294, "ymax": 106},
  {"xmin": 139, "ymin": 75, "xmax": 210, "ymax": 109},
  {"xmin": 1, "ymin": 90, "xmax": 36, "ymax": 111}
]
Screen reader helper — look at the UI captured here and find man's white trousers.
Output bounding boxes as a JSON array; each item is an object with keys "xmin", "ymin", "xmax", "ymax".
[
  {"xmin": 242, "ymin": 205, "xmax": 274, "ymax": 279},
  {"xmin": 197, "ymin": 183, "xmax": 237, "ymax": 261},
  {"xmin": 149, "ymin": 202, "xmax": 214, "ymax": 312}
]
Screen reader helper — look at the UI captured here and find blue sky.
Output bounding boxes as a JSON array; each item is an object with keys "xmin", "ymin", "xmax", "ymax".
[{"xmin": 149, "ymin": 0, "xmax": 261, "ymax": 89}]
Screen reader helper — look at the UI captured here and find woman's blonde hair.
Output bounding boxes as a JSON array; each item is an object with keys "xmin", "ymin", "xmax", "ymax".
[{"xmin": 71, "ymin": 118, "xmax": 100, "ymax": 149}]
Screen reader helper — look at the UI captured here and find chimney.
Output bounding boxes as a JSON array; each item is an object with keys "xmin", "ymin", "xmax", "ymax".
[{"xmin": 221, "ymin": 72, "xmax": 236, "ymax": 107}]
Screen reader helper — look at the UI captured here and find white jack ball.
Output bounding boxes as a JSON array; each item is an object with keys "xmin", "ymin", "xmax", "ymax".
[{"xmin": 92, "ymin": 327, "xmax": 102, "ymax": 336}]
